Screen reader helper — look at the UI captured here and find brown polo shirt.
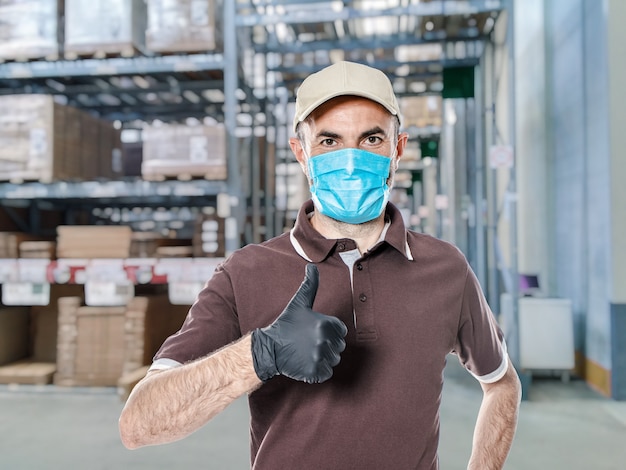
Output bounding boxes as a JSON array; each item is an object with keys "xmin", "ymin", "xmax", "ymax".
[{"xmin": 153, "ymin": 200, "xmax": 507, "ymax": 469}]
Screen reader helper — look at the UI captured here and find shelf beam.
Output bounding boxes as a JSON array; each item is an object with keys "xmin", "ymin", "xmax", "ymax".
[
  {"xmin": 0, "ymin": 54, "xmax": 225, "ymax": 80},
  {"xmin": 0, "ymin": 180, "xmax": 229, "ymax": 201},
  {"xmin": 254, "ymin": 33, "xmax": 488, "ymax": 54},
  {"xmin": 236, "ymin": 0, "xmax": 504, "ymax": 26}
]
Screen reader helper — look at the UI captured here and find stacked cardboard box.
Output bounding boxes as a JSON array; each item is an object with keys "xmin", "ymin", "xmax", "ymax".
[
  {"xmin": 64, "ymin": 0, "xmax": 147, "ymax": 58},
  {"xmin": 0, "ymin": 232, "xmax": 39, "ymax": 258},
  {"xmin": 56, "ymin": 225, "xmax": 133, "ymax": 258},
  {"xmin": 0, "ymin": 95, "xmax": 122, "ymax": 182},
  {"xmin": 192, "ymin": 211, "xmax": 226, "ymax": 257},
  {"xmin": 55, "ymin": 296, "xmax": 127, "ymax": 386},
  {"xmin": 56, "ymin": 294, "xmax": 188, "ymax": 388},
  {"xmin": 123, "ymin": 294, "xmax": 188, "ymax": 375},
  {"xmin": 123, "ymin": 297, "xmax": 152, "ymax": 375},
  {"xmin": 19, "ymin": 241, "xmax": 56, "ymax": 259},
  {"xmin": 0, "ymin": 0, "xmax": 61, "ymax": 61},
  {"xmin": 141, "ymin": 122, "xmax": 227, "ymax": 180},
  {"xmin": 146, "ymin": 0, "xmax": 219, "ymax": 53}
]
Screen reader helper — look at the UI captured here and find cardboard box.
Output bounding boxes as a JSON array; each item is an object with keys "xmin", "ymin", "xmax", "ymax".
[{"xmin": 56, "ymin": 225, "xmax": 133, "ymax": 258}]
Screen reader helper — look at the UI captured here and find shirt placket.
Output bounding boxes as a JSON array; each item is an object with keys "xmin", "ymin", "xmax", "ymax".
[
  {"xmin": 351, "ymin": 255, "xmax": 377, "ymax": 342},
  {"xmin": 337, "ymin": 240, "xmax": 378, "ymax": 342}
]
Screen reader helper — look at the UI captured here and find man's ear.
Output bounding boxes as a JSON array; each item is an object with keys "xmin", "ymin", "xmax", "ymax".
[
  {"xmin": 289, "ymin": 137, "xmax": 308, "ymax": 173},
  {"xmin": 395, "ymin": 131, "xmax": 409, "ymax": 163}
]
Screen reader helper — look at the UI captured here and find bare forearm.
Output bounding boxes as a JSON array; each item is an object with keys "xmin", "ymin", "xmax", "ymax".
[
  {"xmin": 119, "ymin": 334, "xmax": 261, "ymax": 449},
  {"xmin": 468, "ymin": 361, "xmax": 522, "ymax": 470}
]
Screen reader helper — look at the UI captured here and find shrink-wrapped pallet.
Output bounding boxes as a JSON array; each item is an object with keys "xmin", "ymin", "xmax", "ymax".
[
  {"xmin": 0, "ymin": 95, "xmax": 122, "ymax": 182},
  {"xmin": 64, "ymin": 0, "xmax": 147, "ymax": 58},
  {"xmin": 399, "ymin": 95, "xmax": 443, "ymax": 130},
  {"xmin": 0, "ymin": 0, "xmax": 61, "ymax": 61},
  {"xmin": 141, "ymin": 122, "xmax": 227, "ymax": 180},
  {"xmin": 146, "ymin": 0, "xmax": 219, "ymax": 53}
]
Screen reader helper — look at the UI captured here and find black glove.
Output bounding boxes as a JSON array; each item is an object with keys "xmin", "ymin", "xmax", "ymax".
[{"xmin": 251, "ymin": 263, "xmax": 348, "ymax": 384}]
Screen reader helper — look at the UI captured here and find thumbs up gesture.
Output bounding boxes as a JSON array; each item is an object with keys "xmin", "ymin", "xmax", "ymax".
[{"xmin": 251, "ymin": 264, "xmax": 348, "ymax": 384}]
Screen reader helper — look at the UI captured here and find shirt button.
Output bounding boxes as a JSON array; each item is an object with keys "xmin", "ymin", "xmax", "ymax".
[
  {"xmin": 356, "ymin": 263, "xmax": 363, "ymax": 271},
  {"xmin": 359, "ymin": 293, "xmax": 367, "ymax": 302},
  {"xmin": 337, "ymin": 243, "xmax": 345, "ymax": 251}
]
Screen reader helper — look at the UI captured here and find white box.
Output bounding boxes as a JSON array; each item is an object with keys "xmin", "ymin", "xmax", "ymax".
[{"xmin": 501, "ymin": 294, "xmax": 575, "ymax": 371}]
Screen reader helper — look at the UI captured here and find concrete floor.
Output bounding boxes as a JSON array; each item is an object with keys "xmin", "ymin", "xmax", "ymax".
[{"xmin": 1, "ymin": 358, "xmax": 625, "ymax": 469}]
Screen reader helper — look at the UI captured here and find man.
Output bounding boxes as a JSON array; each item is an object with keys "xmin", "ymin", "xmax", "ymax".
[{"xmin": 119, "ymin": 61, "xmax": 521, "ymax": 469}]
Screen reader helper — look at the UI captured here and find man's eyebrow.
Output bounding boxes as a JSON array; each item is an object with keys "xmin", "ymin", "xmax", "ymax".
[
  {"xmin": 358, "ymin": 126, "xmax": 386, "ymax": 140},
  {"xmin": 315, "ymin": 130, "xmax": 341, "ymax": 140},
  {"xmin": 315, "ymin": 127, "xmax": 387, "ymax": 141}
]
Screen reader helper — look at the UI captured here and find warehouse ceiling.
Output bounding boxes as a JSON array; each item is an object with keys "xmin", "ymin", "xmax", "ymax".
[{"xmin": 0, "ymin": 0, "xmax": 503, "ymax": 126}]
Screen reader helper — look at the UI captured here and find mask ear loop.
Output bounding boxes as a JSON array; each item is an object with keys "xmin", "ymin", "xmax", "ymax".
[{"xmin": 387, "ymin": 149, "xmax": 399, "ymax": 187}]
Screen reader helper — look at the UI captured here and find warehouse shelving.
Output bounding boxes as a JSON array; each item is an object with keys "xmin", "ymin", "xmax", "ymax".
[{"xmin": 0, "ymin": 0, "xmax": 506, "ymax": 295}]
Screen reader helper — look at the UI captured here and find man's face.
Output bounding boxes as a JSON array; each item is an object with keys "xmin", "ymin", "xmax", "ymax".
[{"xmin": 289, "ymin": 96, "xmax": 408, "ymax": 183}]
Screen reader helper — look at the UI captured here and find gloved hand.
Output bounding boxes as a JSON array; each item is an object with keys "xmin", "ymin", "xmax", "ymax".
[{"xmin": 251, "ymin": 263, "xmax": 348, "ymax": 384}]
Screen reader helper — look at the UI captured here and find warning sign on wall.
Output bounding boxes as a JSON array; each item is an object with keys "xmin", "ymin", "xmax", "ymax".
[{"xmin": 489, "ymin": 145, "xmax": 514, "ymax": 169}]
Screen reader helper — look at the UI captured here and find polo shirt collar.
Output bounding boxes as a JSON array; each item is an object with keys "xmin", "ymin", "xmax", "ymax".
[{"xmin": 290, "ymin": 200, "xmax": 414, "ymax": 262}]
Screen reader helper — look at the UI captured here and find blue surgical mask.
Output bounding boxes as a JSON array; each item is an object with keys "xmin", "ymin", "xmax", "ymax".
[{"xmin": 307, "ymin": 148, "xmax": 392, "ymax": 224}]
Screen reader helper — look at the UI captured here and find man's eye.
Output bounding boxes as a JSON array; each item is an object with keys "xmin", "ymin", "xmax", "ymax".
[
  {"xmin": 322, "ymin": 139, "xmax": 335, "ymax": 146},
  {"xmin": 367, "ymin": 136, "xmax": 382, "ymax": 144}
]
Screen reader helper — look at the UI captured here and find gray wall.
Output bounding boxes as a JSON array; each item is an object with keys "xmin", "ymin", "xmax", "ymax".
[{"xmin": 513, "ymin": 0, "xmax": 617, "ymax": 387}]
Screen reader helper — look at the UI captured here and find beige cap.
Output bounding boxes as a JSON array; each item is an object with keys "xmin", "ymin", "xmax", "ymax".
[{"xmin": 292, "ymin": 61, "xmax": 401, "ymax": 132}]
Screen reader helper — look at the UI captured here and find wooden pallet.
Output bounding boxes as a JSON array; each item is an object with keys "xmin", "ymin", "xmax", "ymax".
[
  {"xmin": 63, "ymin": 44, "xmax": 144, "ymax": 61},
  {"xmin": 0, "ymin": 52, "xmax": 60, "ymax": 64},
  {"xmin": 141, "ymin": 168, "xmax": 228, "ymax": 182}
]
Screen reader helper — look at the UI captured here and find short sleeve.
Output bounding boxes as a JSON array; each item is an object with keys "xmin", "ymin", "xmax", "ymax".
[
  {"xmin": 152, "ymin": 262, "xmax": 242, "ymax": 365},
  {"xmin": 453, "ymin": 266, "xmax": 508, "ymax": 383}
]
